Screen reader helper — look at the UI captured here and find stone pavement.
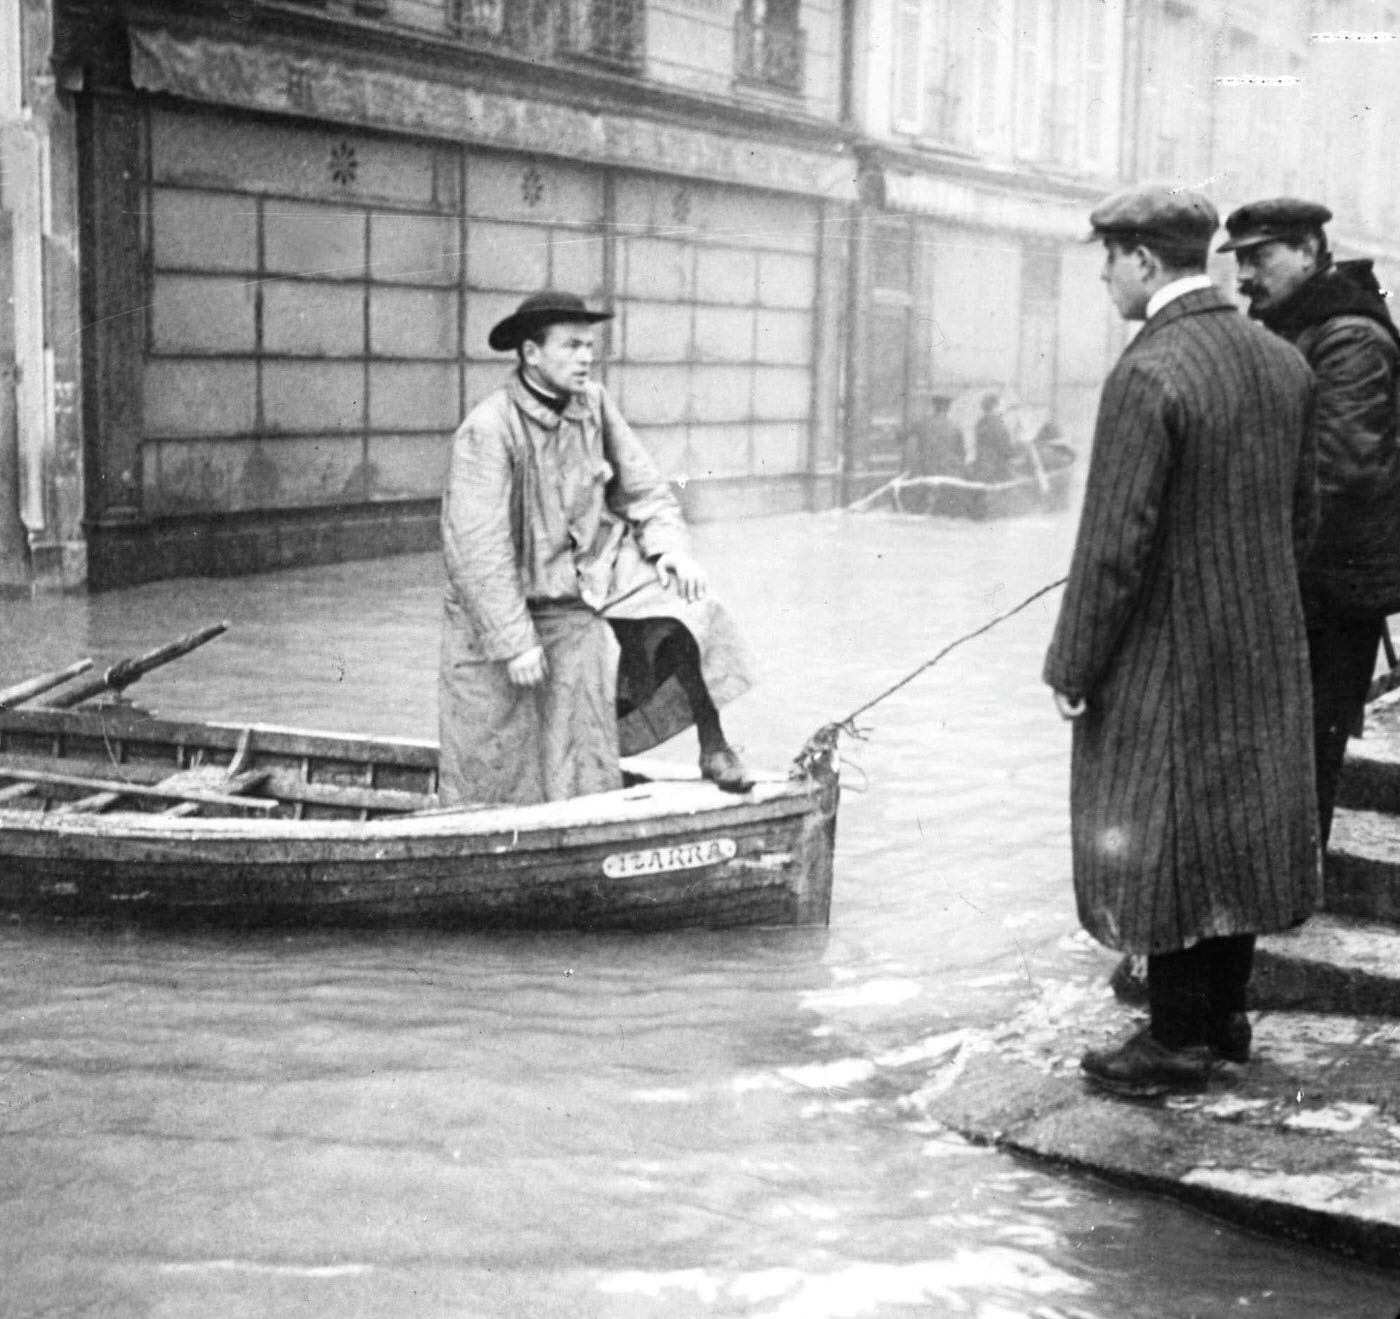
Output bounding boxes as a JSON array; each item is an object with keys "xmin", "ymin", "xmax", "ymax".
[
  {"xmin": 911, "ymin": 693, "xmax": 1400, "ymax": 1273},
  {"xmin": 908, "ymin": 974, "xmax": 1400, "ymax": 1272}
]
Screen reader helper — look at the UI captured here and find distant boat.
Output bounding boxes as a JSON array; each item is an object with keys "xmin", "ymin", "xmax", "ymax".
[
  {"xmin": 0, "ymin": 703, "xmax": 840, "ymax": 931},
  {"xmin": 890, "ymin": 460, "xmax": 1076, "ymax": 519},
  {"xmin": 851, "ymin": 388, "xmax": 1077, "ymax": 520},
  {"xmin": 849, "ymin": 451, "xmax": 1076, "ymax": 520}
]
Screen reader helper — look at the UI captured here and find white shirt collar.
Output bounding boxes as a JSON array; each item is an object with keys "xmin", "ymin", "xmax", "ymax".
[{"xmin": 1146, "ymin": 273, "xmax": 1216, "ymax": 320}]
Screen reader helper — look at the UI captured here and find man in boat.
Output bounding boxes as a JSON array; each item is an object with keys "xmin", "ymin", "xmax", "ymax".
[
  {"xmin": 898, "ymin": 393, "xmax": 962, "ymax": 511},
  {"xmin": 901, "ymin": 394, "xmax": 962, "ymax": 478},
  {"xmin": 1220, "ymin": 198, "xmax": 1400, "ymax": 847},
  {"xmin": 968, "ymin": 393, "xmax": 1020, "ymax": 483},
  {"xmin": 1043, "ymin": 184, "xmax": 1321, "ymax": 1097},
  {"xmin": 437, "ymin": 290, "xmax": 753, "ymax": 807}
]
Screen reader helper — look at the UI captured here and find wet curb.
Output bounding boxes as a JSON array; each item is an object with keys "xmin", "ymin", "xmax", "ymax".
[{"xmin": 912, "ymin": 980, "xmax": 1400, "ymax": 1273}]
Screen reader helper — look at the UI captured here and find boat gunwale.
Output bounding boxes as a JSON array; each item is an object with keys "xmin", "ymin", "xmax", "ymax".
[
  {"xmin": 0, "ymin": 707, "xmax": 836, "ymax": 851},
  {"xmin": 0, "ymin": 778, "xmax": 824, "ymax": 845}
]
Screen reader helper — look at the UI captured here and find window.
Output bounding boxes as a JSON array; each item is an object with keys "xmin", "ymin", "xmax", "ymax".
[
  {"xmin": 924, "ymin": 1, "xmax": 970, "ymax": 142},
  {"xmin": 736, "ymin": 0, "xmax": 806, "ymax": 95},
  {"xmin": 973, "ymin": 0, "xmax": 1012, "ymax": 149},
  {"xmin": 1079, "ymin": 0, "xmax": 1107, "ymax": 164},
  {"xmin": 893, "ymin": 0, "xmax": 927, "ymax": 132},
  {"xmin": 1013, "ymin": 0, "xmax": 1053, "ymax": 158},
  {"xmin": 900, "ymin": 0, "xmax": 1118, "ymax": 166},
  {"xmin": 1143, "ymin": 4, "xmax": 1214, "ymax": 181},
  {"xmin": 1050, "ymin": 0, "xmax": 1115, "ymax": 170}
]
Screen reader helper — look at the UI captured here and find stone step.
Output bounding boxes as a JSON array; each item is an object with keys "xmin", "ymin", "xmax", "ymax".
[
  {"xmin": 1111, "ymin": 914, "xmax": 1400, "ymax": 1017},
  {"xmin": 1253, "ymin": 914, "xmax": 1400, "ymax": 1016},
  {"xmin": 1338, "ymin": 691, "xmax": 1400, "ymax": 814},
  {"xmin": 1327, "ymin": 807, "xmax": 1400, "ymax": 924},
  {"xmin": 915, "ymin": 979, "xmax": 1400, "ymax": 1273}
]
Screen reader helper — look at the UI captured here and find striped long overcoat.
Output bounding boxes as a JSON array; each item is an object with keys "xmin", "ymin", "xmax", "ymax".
[{"xmin": 1043, "ymin": 287, "xmax": 1323, "ymax": 955}]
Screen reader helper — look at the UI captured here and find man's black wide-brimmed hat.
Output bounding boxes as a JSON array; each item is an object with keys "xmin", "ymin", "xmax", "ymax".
[{"xmin": 487, "ymin": 291, "xmax": 614, "ymax": 352}]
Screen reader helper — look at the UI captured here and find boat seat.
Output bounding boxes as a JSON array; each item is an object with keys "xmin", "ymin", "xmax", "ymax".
[
  {"xmin": 159, "ymin": 766, "xmax": 273, "ymax": 817},
  {"xmin": 53, "ymin": 763, "xmax": 271, "ymax": 815}
]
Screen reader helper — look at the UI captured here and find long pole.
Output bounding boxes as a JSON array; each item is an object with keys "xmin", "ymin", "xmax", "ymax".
[
  {"xmin": 0, "ymin": 658, "xmax": 93, "ymax": 710},
  {"xmin": 43, "ymin": 622, "xmax": 229, "ymax": 708}
]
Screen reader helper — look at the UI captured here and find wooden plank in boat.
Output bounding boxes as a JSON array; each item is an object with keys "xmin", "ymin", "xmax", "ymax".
[
  {"xmin": 58, "ymin": 764, "xmax": 272, "ymax": 816},
  {"xmin": 0, "ymin": 766, "xmax": 277, "ymax": 812},
  {"xmin": 0, "ymin": 706, "xmax": 438, "ymax": 770},
  {"xmin": 0, "ymin": 751, "xmax": 431, "ymax": 814},
  {"xmin": 255, "ymin": 769, "xmax": 432, "ymax": 814},
  {"xmin": 0, "ymin": 752, "xmax": 180, "ymax": 788},
  {"xmin": 162, "ymin": 768, "xmax": 273, "ymax": 817}
]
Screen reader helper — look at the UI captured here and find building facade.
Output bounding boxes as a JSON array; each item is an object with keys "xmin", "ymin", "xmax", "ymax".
[
  {"xmin": 842, "ymin": 0, "xmax": 1400, "ymax": 497},
  {"xmin": 1126, "ymin": 0, "xmax": 1400, "ymax": 292},
  {"xmin": 9, "ymin": 0, "xmax": 855, "ymax": 590},
  {"xmin": 5, "ymin": 0, "xmax": 1400, "ymax": 588},
  {"xmin": 842, "ymin": 0, "xmax": 1128, "ymax": 496},
  {"xmin": 2, "ymin": 0, "xmax": 85, "ymax": 591}
]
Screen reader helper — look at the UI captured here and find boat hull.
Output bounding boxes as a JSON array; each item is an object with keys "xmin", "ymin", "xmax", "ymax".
[
  {"xmin": 858, "ymin": 462, "xmax": 1076, "ymax": 520},
  {"xmin": 0, "ymin": 708, "xmax": 838, "ymax": 931}
]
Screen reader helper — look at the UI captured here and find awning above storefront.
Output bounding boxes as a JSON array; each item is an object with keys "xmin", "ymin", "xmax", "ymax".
[
  {"xmin": 127, "ymin": 26, "xmax": 859, "ymax": 203},
  {"xmin": 877, "ymin": 167, "xmax": 1092, "ymax": 240}
]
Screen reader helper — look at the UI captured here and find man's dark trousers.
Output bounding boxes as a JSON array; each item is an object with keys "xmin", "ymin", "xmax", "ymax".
[{"xmin": 1309, "ymin": 613, "xmax": 1385, "ymax": 846}]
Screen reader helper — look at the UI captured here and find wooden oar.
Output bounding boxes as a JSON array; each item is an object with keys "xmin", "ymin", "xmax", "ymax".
[
  {"xmin": 847, "ymin": 472, "xmax": 909, "ymax": 512},
  {"xmin": 0, "ymin": 659, "xmax": 95, "ymax": 711},
  {"xmin": 0, "ymin": 765, "xmax": 275, "ymax": 812},
  {"xmin": 43, "ymin": 621, "xmax": 230, "ymax": 708},
  {"xmin": 1025, "ymin": 438, "xmax": 1051, "ymax": 495}
]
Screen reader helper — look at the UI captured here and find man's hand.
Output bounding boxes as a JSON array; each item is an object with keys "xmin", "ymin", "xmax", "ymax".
[
  {"xmin": 506, "ymin": 645, "xmax": 547, "ymax": 688},
  {"xmin": 1054, "ymin": 691, "xmax": 1087, "ymax": 720},
  {"xmin": 654, "ymin": 551, "xmax": 708, "ymax": 603}
]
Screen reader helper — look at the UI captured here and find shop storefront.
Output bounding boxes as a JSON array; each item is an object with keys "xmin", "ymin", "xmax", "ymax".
[
  {"xmin": 73, "ymin": 18, "xmax": 853, "ymax": 587},
  {"xmin": 844, "ymin": 159, "xmax": 1116, "ymax": 498}
]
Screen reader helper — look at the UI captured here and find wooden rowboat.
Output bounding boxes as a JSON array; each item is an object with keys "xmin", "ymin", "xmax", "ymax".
[
  {"xmin": 886, "ymin": 463, "xmax": 1076, "ymax": 520},
  {"xmin": 0, "ymin": 703, "xmax": 840, "ymax": 931}
]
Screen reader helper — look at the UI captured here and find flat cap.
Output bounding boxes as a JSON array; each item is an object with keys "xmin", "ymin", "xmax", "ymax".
[
  {"xmin": 1218, "ymin": 198, "xmax": 1333, "ymax": 253},
  {"xmin": 1088, "ymin": 183, "xmax": 1219, "ymax": 248}
]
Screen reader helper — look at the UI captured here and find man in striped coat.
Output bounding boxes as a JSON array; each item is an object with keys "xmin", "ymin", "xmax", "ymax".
[{"xmin": 1044, "ymin": 184, "xmax": 1322, "ymax": 1097}]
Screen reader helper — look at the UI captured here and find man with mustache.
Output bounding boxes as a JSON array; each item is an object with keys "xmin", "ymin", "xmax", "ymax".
[{"xmin": 1222, "ymin": 200, "xmax": 1400, "ymax": 845}]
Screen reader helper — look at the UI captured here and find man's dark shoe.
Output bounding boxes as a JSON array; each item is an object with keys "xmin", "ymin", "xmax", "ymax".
[
  {"xmin": 1081, "ymin": 1027, "xmax": 1213, "ymax": 1097},
  {"xmin": 1207, "ymin": 1012, "xmax": 1252, "ymax": 1064},
  {"xmin": 699, "ymin": 746, "xmax": 753, "ymax": 793}
]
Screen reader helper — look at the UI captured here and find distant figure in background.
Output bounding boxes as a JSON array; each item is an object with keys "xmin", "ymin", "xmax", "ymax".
[
  {"xmin": 1221, "ymin": 197, "xmax": 1400, "ymax": 847},
  {"xmin": 1044, "ymin": 184, "xmax": 1320, "ymax": 1098},
  {"xmin": 901, "ymin": 393, "xmax": 963, "ymax": 478},
  {"xmin": 438, "ymin": 291, "xmax": 754, "ymax": 807},
  {"xmin": 1030, "ymin": 420, "xmax": 1076, "ymax": 473},
  {"xmin": 897, "ymin": 394, "xmax": 963, "ymax": 511},
  {"xmin": 970, "ymin": 392, "xmax": 1019, "ymax": 483}
]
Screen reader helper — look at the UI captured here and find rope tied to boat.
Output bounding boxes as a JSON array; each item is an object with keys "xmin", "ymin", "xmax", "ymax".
[{"xmin": 790, "ymin": 576, "xmax": 1067, "ymax": 778}]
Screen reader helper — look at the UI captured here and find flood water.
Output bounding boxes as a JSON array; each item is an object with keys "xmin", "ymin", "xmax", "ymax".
[{"xmin": 2, "ymin": 510, "xmax": 1397, "ymax": 1317}]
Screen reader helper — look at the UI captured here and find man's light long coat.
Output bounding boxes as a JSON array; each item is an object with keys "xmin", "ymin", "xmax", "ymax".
[
  {"xmin": 1044, "ymin": 288, "xmax": 1322, "ymax": 954},
  {"xmin": 438, "ymin": 375, "xmax": 751, "ymax": 806}
]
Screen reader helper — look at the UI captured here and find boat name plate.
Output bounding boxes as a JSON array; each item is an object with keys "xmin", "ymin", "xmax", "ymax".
[{"xmin": 602, "ymin": 837, "xmax": 737, "ymax": 879}]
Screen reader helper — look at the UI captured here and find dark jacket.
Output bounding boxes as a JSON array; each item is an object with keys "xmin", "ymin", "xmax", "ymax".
[
  {"xmin": 1044, "ymin": 288, "xmax": 1320, "ymax": 954},
  {"xmin": 1258, "ymin": 260, "xmax": 1400, "ymax": 619}
]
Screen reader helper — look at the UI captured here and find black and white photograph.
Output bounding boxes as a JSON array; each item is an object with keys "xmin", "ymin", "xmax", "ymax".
[{"xmin": 2, "ymin": 1, "xmax": 1400, "ymax": 1314}]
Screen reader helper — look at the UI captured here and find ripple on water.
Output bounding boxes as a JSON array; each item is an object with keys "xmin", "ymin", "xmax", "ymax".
[{"xmin": 2, "ymin": 514, "xmax": 1398, "ymax": 1316}]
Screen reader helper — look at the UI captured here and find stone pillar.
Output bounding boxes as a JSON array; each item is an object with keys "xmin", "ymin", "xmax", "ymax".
[{"xmin": 0, "ymin": 0, "xmax": 86, "ymax": 591}]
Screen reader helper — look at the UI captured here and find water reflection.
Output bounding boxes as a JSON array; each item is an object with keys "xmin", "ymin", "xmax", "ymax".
[{"xmin": 1, "ymin": 512, "xmax": 1396, "ymax": 1316}]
